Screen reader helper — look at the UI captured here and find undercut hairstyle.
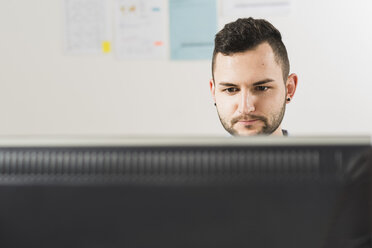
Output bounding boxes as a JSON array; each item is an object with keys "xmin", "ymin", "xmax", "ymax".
[{"xmin": 212, "ymin": 17, "xmax": 290, "ymax": 82}]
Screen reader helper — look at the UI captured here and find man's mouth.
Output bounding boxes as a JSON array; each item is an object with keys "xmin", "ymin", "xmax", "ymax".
[
  {"xmin": 237, "ymin": 119, "xmax": 259, "ymax": 125},
  {"xmin": 231, "ymin": 115, "xmax": 266, "ymax": 126}
]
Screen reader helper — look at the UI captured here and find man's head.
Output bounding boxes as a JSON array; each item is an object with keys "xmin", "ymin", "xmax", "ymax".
[{"xmin": 210, "ymin": 17, "xmax": 297, "ymax": 136}]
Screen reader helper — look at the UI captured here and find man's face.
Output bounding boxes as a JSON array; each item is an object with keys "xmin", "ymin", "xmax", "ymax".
[{"xmin": 210, "ymin": 42, "xmax": 288, "ymax": 136}]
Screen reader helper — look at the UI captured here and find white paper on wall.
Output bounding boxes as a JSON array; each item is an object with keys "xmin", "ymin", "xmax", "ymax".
[
  {"xmin": 220, "ymin": 0, "xmax": 291, "ymax": 18},
  {"xmin": 114, "ymin": 0, "xmax": 166, "ymax": 60},
  {"xmin": 64, "ymin": 0, "xmax": 110, "ymax": 54}
]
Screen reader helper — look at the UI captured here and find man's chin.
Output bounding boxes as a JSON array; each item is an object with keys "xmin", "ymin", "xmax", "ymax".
[{"xmin": 231, "ymin": 128, "xmax": 262, "ymax": 136}]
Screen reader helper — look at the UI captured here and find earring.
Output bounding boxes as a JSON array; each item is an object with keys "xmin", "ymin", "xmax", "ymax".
[
  {"xmin": 214, "ymin": 103, "xmax": 216, "ymax": 106},
  {"xmin": 287, "ymin": 98, "xmax": 291, "ymax": 102}
]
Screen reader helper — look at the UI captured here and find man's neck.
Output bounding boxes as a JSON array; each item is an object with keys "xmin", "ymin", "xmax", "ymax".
[{"xmin": 271, "ymin": 127, "xmax": 284, "ymax": 136}]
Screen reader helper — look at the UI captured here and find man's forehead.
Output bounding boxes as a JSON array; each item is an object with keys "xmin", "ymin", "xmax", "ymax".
[{"xmin": 215, "ymin": 43, "xmax": 276, "ymax": 66}]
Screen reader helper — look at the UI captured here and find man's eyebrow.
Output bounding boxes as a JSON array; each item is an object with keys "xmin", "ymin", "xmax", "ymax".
[
  {"xmin": 252, "ymin": 79, "xmax": 275, "ymax": 86},
  {"xmin": 218, "ymin": 79, "xmax": 275, "ymax": 87},
  {"xmin": 218, "ymin": 82, "xmax": 238, "ymax": 87}
]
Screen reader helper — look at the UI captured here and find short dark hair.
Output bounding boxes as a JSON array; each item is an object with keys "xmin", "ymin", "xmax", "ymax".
[{"xmin": 212, "ymin": 17, "xmax": 290, "ymax": 82}]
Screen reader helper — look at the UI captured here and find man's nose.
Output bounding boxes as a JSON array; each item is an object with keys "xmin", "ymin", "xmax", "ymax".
[{"xmin": 237, "ymin": 92, "xmax": 255, "ymax": 114}]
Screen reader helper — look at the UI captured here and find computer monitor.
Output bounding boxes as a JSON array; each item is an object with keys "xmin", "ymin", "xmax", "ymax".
[{"xmin": 0, "ymin": 136, "xmax": 370, "ymax": 248}]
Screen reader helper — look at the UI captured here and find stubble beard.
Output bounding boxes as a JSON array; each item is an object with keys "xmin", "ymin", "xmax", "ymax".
[{"xmin": 217, "ymin": 100, "xmax": 286, "ymax": 136}]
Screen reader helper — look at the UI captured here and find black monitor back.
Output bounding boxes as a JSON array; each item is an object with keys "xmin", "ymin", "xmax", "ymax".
[{"xmin": 0, "ymin": 136, "xmax": 370, "ymax": 248}]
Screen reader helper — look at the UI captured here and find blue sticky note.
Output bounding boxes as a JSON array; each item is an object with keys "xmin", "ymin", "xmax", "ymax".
[{"xmin": 169, "ymin": 0, "xmax": 217, "ymax": 60}]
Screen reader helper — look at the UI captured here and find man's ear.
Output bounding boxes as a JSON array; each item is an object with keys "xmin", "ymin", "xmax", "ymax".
[
  {"xmin": 286, "ymin": 73, "xmax": 298, "ymax": 103},
  {"xmin": 210, "ymin": 79, "xmax": 216, "ymax": 103}
]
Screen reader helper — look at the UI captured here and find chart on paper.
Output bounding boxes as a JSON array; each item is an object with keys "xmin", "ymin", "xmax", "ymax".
[{"xmin": 114, "ymin": 0, "xmax": 167, "ymax": 60}]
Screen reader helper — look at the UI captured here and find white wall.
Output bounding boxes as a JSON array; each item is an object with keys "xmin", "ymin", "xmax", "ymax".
[{"xmin": 0, "ymin": 0, "xmax": 371, "ymax": 136}]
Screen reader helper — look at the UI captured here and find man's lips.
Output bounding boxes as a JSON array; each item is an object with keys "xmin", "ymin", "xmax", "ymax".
[{"xmin": 237, "ymin": 119, "xmax": 259, "ymax": 125}]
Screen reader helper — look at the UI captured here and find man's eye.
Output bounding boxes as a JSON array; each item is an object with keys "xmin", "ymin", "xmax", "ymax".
[
  {"xmin": 224, "ymin": 88, "xmax": 239, "ymax": 93},
  {"xmin": 255, "ymin": 86, "xmax": 269, "ymax": 91}
]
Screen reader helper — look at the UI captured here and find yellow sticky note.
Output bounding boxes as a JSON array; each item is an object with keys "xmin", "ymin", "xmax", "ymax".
[{"xmin": 102, "ymin": 41, "xmax": 111, "ymax": 53}]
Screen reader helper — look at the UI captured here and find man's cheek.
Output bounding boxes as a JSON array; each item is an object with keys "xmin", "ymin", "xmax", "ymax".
[{"xmin": 221, "ymin": 107, "xmax": 234, "ymax": 119}]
